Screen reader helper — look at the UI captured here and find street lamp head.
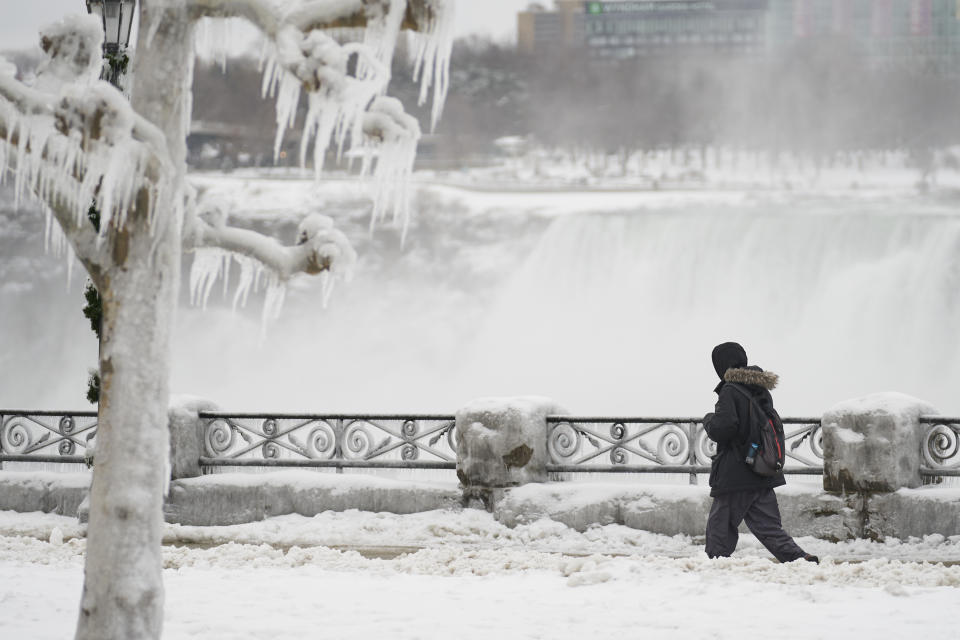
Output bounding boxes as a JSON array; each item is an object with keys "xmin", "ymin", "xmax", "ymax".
[{"xmin": 85, "ymin": 0, "xmax": 136, "ymax": 55}]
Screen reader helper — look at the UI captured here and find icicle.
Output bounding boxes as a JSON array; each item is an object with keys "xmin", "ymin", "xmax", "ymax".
[
  {"xmin": 194, "ymin": 17, "xmax": 233, "ymax": 73},
  {"xmin": 262, "ymin": 276, "xmax": 286, "ymax": 326},
  {"xmin": 357, "ymin": 0, "xmax": 405, "ymax": 86},
  {"xmin": 189, "ymin": 248, "xmax": 231, "ymax": 310},
  {"xmin": 272, "ymin": 72, "xmax": 301, "ymax": 161},
  {"xmin": 410, "ymin": 0, "xmax": 455, "ymax": 131},
  {"xmin": 232, "ymin": 255, "xmax": 258, "ymax": 310}
]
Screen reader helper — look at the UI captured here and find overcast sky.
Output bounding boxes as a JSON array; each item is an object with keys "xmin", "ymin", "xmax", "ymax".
[{"xmin": 0, "ymin": 0, "xmax": 533, "ymax": 53}]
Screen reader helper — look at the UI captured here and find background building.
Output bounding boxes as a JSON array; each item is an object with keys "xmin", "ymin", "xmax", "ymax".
[
  {"xmin": 517, "ymin": 1, "xmax": 586, "ymax": 53},
  {"xmin": 582, "ymin": 0, "xmax": 769, "ymax": 59},
  {"xmin": 771, "ymin": 0, "xmax": 960, "ymax": 73},
  {"xmin": 517, "ymin": 0, "xmax": 960, "ymax": 71}
]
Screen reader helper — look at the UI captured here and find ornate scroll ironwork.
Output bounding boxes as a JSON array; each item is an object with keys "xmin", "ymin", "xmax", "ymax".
[
  {"xmin": 782, "ymin": 419, "xmax": 824, "ymax": 469},
  {"xmin": 0, "ymin": 411, "xmax": 98, "ymax": 462},
  {"xmin": 547, "ymin": 417, "xmax": 710, "ymax": 471},
  {"xmin": 919, "ymin": 417, "xmax": 960, "ymax": 477},
  {"xmin": 545, "ymin": 416, "xmax": 824, "ymax": 481},
  {"xmin": 198, "ymin": 413, "xmax": 457, "ymax": 469}
]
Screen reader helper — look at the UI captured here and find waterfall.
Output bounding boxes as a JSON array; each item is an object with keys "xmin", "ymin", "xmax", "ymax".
[
  {"xmin": 5, "ymin": 179, "xmax": 960, "ymax": 417},
  {"xmin": 461, "ymin": 196, "xmax": 960, "ymax": 415}
]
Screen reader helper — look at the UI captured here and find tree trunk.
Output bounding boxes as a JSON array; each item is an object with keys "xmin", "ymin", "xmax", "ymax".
[
  {"xmin": 76, "ymin": 227, "xmax": 178, "ymax": 640},
  {"xmin": 75, "ymin": 3, "xmax": 192, "ymax": 639}
]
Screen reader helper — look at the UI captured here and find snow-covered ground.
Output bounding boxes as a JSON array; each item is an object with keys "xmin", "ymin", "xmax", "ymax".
[{"xmin": 1, "ymin": 508, "xmax": 959, "ymax": 639}]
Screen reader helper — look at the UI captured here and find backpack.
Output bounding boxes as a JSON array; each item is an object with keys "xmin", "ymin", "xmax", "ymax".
[{"xmin": 726, "ymin": 383, "xmax": 785, "ymax": 477}]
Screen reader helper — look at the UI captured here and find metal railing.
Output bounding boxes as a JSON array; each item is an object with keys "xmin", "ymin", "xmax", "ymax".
[
  {"xmin": 919, "ymin": 416, "xmax": 960, "ymax": 478},
  {"xmin": 197, "ymin": 412, "xmax": 457, "ymax": 471},
  {"xmin": 0, "ymin": 410, "xmax": 97, "ymax": 464},
  {"xmin": 0, "ymin": 409, "xmax": 957, "ymax": 482},
  {"xmin": 545, "ymin": 415, "xmax": 824, "ymax": 484}
]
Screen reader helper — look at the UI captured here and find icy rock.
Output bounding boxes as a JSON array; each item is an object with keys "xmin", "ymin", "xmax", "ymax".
[
  {"xmin": 168, "ymin": 395, "xmax": 220, "ymax": 481},
  {"xmin": 455, "ymin": 396, "xmax": 566, "ymax": 496},
  {"xmin": 822, "ymin": 393, "xmax": 937, "ymax": 494}
]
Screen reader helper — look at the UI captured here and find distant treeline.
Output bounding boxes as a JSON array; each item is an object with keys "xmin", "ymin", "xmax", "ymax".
[{"xmin": 190, "ymin": 36, "xmax": 960, "ymax": 167}]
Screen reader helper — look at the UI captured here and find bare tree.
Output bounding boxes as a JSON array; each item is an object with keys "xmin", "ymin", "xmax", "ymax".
[{"xmin": 0, "ymin": 1, "xmax": 452, "ymax": 638}]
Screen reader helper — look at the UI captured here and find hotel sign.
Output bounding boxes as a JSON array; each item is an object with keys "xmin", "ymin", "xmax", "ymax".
[
  {"xmin": 586, "ymin": 1, "xmax": 716, "ymax": 13},
  {"xmin": 585, "ymin": 1, "xmax": 766, "ymax": 13}
]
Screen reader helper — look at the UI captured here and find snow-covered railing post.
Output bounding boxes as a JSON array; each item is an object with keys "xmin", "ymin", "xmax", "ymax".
[
  {"xmin": 454, "ymin": 397, "xmax": 566, "ymax": 509},
  {"xmin": 168, "ymin": 397, "xmax": 220, "ymax": 480},
  {"xmin": 821, "ymin": 393, "xmax": 938, "ymax": 494}
]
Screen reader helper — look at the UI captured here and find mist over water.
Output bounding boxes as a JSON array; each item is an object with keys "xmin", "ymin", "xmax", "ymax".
[
  {"xmin": 3, "ymin": 181, "xmax": 960, "ymax": 417},
  {"xmin": 465, "ymin": 199, "xmax": 960, "ymax": 416},
  {"xmin": 169, "ymin": 185, "xmax": 960, "ymax": 417}
]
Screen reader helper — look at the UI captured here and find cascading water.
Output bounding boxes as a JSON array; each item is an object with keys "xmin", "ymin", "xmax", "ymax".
[
  {"xmin": 4, "ymin": 179, "xmax": 960, "ymax": 417},
  {"xmin": 459, "ymin": 195, "xmax": 960, "ymax": 415}
]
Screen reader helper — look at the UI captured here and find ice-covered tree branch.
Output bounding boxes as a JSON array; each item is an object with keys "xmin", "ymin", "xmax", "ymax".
[
  {"xmin": 0, "ymin": 16, "xmax": 176, "ymax": 278},
  {"xmin": 187, "ymin": 0, "xmax": 452, "ymax": 228},
  {"xmin": 186, "ymin": 0, "xmax": 439, "ymax": 35},
  {"xmin": 0, "ymin": 73, "xmax": 53, "ymax": 117},
  {"xmin": 185, "ymin": 202, "xmax": 356, "ymax": 279},
  {"xmin": 187, "ymin": 0, "xmax": 284, "ymax": 34},
  {"xmin": 183, "ymin": 192, "xmax": 357, "ymax": 318},
  {"xmin": 0, "ymin": 114, "xmax": 107, "ymax": 276}
]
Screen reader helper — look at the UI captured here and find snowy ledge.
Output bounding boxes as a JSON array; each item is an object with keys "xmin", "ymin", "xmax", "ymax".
[
  {"xmin": 1, "ymin": 471, "xmax": 958, "ymax": 540},
  {"xmin": 492, "ymin": 481, "xmax": 960, "ymax": 542},
  {"xmin": 163, "ymin": 471, "xmax": 462, "ymax": 526},
  {"xmin": 0, "ymin": 471, "xmax": 90, "ymax": 517}
]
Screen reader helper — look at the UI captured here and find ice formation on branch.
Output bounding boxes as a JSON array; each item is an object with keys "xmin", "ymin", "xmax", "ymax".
[
  {"xmin": 409, "ymin": 0, "xmax": 454, "ymax": 131},
  {"xmin": 254, "ymin": 0, "xmax": 453, "ymax": 227},
  {"xmin": 33, "ymin": 16, "xmax": 104, "ymax": 90},
  {"xmin": 0, "ymin": 15, "xmax": 174, "ymax": 252},
  {"xmin": 185, "ymin": 192, "xmax": 357, "ymax": 325},
  {"xmin": 3, "ymin": 3, "xmax": 452, "ymax": 328},
  {"xmin": 361, "ymin": 96, "xmax": 419, "ymax": 232}
]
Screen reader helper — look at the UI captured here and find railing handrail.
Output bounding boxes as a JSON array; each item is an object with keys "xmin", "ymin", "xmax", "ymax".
[
  {"xmin": 545, "ymin": 415, "xmax": 823, "ymax": 424},
  {"xmin": 198, "ymin": 412, "xmax": 455, "ymax": 421},
  {"xmin": 0, "ymin": 409, "xmax": 97, "ymax": 417},
  {"xmin": 198, "ymin": 457, "xmax": 455, "ymax": 469}
]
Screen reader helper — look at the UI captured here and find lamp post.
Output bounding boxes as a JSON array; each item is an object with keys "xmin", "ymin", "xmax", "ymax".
[
  {"xmin": 85, "ymin": 0, "xmax": 137, "ymax": 86},
  {"xmin": 81, "ymin": 1, "xmax": 136, "ymax": 407}
]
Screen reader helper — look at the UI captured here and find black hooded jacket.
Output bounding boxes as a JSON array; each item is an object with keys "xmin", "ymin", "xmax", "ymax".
[{"xmin": 703, "ymin": 344, "xmax": 786, "ymax": 496}]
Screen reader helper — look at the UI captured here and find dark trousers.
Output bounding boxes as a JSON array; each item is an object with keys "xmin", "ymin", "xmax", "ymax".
[{"xmin": 705, "ymin": 488, "xmax": 806, "ymax": 562}]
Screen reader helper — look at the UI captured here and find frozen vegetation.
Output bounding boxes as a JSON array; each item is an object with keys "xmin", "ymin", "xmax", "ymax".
[{"xmin": 0, "ymin": 1, "xmax": 456, "ymax": 638}]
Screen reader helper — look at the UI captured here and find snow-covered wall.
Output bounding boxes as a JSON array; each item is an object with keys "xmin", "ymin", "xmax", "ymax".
[{"xmin": 4, "ymin": 470, "xmax": 959, "ymax": 540}]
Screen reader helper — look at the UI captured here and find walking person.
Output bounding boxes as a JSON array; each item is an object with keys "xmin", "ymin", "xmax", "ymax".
[{"xmin": 702, "ymin": 341, "xmax": 818, "ymax": 564}]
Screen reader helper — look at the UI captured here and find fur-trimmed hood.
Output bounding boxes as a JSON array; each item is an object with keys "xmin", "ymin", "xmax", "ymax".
[{"xmin": 723, "ymin": 366, "xmax": 779, "ymax": 390}]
